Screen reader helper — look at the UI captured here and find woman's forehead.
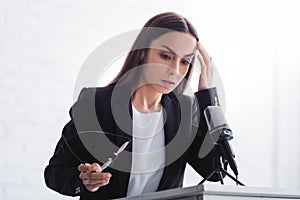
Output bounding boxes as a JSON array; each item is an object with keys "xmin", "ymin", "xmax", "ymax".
[{"xmin": 149, "ymin": 32, "xmax": 197, "ymax": 57}]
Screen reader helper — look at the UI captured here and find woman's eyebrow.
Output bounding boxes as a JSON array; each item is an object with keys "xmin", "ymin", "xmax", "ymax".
[{"xmin": 161, "ymin": 45, "xmax": 195, "ymax": 57}]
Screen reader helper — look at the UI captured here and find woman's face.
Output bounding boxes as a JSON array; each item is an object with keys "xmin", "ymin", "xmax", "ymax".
[{"xmin": 140, "ymin": 31, "xmax": 197, "ymax": 94}]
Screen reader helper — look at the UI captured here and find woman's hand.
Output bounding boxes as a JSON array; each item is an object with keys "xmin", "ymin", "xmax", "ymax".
[
  {"xmin": 196, "ymin": 42, "xmax": 214, "ymax": 91},
  {"xmin": 78, "ymin": 163, "xmax": 112, "ymax": 192}
]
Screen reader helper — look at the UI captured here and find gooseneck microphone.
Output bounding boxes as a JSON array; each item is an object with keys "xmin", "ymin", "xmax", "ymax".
[{"xmin": 203, "ymin": 105, "xmax": 238, "ymax": 176}]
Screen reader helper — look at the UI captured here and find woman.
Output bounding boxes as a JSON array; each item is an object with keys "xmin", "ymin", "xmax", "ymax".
[{"xmin": 44, "ymin": 12, "xmax": 221, "ymax": 199}]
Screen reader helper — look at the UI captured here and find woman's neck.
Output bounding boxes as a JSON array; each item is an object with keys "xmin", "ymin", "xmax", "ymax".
[{"xmin": 131, "ymin": 85, "xmax": 162, "ymax": 114}]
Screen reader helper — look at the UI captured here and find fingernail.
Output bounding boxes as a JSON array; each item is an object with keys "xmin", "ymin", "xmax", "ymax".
[{"xmin": 96, "ymin": 165, "xmax": 102, "ymax": 172}]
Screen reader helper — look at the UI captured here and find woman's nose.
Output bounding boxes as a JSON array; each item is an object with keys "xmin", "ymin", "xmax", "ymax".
[
  {"xmin": 168, "ymin": 60, "xmax": 180, "ymax": 76},
  {"xmin": 167, "ymin": 68, "xmax": 175, "ymax": 76}
]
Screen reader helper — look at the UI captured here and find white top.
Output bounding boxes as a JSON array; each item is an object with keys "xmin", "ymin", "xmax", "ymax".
[{"xmin": 127, "ymin": 105, "xmax": 165, "ymax": 197}]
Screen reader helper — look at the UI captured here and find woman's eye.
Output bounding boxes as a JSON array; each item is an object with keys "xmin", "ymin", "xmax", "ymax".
[
  {"xmin": 181, "ymin": 60, "xmax": 190, "ymax": 65},
  {"xmin": 160, "ymin": 54, "xmax": 171, "ymax": 60}
]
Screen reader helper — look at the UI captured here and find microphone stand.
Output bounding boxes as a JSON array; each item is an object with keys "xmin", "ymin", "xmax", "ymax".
[{"xmin": 198, "ymin": 144, "xmax": 245, "ymax": 186}]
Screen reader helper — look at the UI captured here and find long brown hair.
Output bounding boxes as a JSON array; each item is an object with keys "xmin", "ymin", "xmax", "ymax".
[{"xmin": 108, "ymin": 12, "xmax": 199, "ymax": 94}]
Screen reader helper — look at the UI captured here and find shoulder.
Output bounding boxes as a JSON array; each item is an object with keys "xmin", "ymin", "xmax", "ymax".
[
  {"xmin": 70, "ymin": 85, "xmax": 115, "ymax": 115},
  {"xmin": 76, "ymin": 85, "xmax": 115, "ymax": 101}
]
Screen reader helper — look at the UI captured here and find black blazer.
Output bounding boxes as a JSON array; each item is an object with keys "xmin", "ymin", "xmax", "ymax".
[{"xmin": 44, "ymin": 85, "xmax": 220, "ymax": 200}]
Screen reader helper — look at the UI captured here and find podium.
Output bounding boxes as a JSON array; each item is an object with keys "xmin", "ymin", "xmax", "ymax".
[{"xmin": 115, "ymin": 185, "xmax": 300, "ymax": 200}]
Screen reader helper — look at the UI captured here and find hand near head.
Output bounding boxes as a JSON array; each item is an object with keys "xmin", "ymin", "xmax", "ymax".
[
  {"xmin": 196, "ymin": 42, "xmax": 214, "ymax": 91},
  {"xmin": 78, "ymin": 163, "xmax": 112, "ymax": 192}
]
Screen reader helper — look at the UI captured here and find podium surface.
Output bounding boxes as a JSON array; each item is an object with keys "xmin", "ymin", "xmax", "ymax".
[{"xmin": 115, "ymin": 185, "xmax": 300, "ymax": 200}]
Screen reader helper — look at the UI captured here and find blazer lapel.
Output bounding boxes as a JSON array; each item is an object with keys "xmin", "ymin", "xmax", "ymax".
[
  {"xmin": 158, "ymin": 93, "xmax": 181, "ymax": 190},
  {"xmin": 110, "ymin": 86, "xmax": 133, "ymax": 196}
]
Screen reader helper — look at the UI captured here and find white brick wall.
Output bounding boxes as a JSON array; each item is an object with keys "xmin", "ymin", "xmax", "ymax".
[{"xmin": 1, "ymin": 0, "xmax": 300, "ymax": 199}]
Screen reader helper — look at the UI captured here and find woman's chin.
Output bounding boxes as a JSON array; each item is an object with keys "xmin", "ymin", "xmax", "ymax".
[{"xmin": 155, "ymin": 84, "xmax": 175, "ymax": 94}]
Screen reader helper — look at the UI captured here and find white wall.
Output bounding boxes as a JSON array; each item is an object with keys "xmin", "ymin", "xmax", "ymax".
[{"xmin": 1, "ymin": 0, "xmax": 300, "ymax": 199}]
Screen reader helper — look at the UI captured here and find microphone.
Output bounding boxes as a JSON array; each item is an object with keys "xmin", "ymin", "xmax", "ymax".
[{"xmin": 203, "ymin": 105, "xmax": 239, "ymax": 176}]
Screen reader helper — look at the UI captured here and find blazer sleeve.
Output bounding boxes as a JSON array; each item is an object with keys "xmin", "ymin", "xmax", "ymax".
[
  {"xmin": 187, "ymin": 87, "xmax": 222, "ymax": 181},
  {"xmin": 44, "ymin": 88, "xmax": 92, "ymax": 196}
]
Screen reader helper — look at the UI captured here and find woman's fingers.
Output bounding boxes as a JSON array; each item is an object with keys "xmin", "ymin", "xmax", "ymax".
[
  {"xmin": 82, "ymin": 171, "xmax": 111, "ymax": 180},
  {"xmin": 78, "ymin": 163, "xmax": 112, "ymax": 192},
  {"xmin": 197, "ymin": 42, "xmax": 210, "ymax": 64},
  {"xmin": 85, "ymin": 180, "xmax": 110, "ymax": 192},
  {"xmin": 82, "ymin": 173, "xmax": 111, "ymax": 185},
  {"xmin": 78, "ymin": 163, "xmax": 90, "ymax": 172},
  {"xmin": 196, "ymin": 42, "xmax": 214, "ymax": 90},
  {"xmin": 79, "ymin": 171, "xmax": 112, "ymax": 192},
  {"xmin": 78, "ymin": 163, "xmax": 101, "ymax": 172},
  {"xmin": 197, "ymin": 54, "xmax": 206, "ymax": 75}
]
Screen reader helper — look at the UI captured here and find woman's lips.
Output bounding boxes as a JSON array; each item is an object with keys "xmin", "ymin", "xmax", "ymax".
[{"xmin": 161, "ymin": 79, "xmax": 175, "ymax": 88}]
